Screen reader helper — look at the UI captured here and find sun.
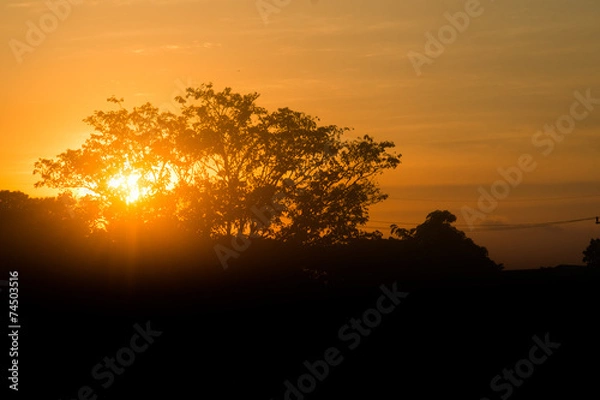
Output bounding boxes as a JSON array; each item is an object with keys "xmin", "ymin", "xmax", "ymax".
[
  {"xmin": 108, "ymin": 171, "xmax": 149, "ymax": 204},
  {"xmin": 103, "ymin": 160, "xmax": 179, "ymax": 205}
]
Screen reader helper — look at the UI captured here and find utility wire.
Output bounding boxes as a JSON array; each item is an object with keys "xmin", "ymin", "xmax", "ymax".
[
  {"xmin": 384, "ymin": 194, "xmax": 600, "ymax": 203},
  {"xmin": 364, "ymin": 217, "xmax": 598, "ymax": 232},
  {"xmin": 467, "ymin": 217, "xmax": 597, "ymax": 231}
]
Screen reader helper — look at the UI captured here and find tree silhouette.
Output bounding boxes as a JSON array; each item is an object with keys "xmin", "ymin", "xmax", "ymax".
[
  {"xmin": 34, "ymin": 83, "xmax": 401, "ymax": 243},
  {"xmin": 583, "ymin": 238, "xmax": 600, "ymax": 267},
  {"xmin": 0, "ymin": 190, "xmax": 89, "ymax": 255},
  {"xmin": 391, "ymin": 210, "xmax": 502, "ymax": 272}
]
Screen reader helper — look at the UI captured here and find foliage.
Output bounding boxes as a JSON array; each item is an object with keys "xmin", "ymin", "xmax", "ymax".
[
  {"xmin": 391, "ymin": 210, "xmax": 502, "ymax": 272},
  {"xmin": 583, "ymin": 238, "xmax": 600, "ymax": 267},
  {"xmin": 33, "ymin": 83, "xmax": 401, "ymax": 243}
]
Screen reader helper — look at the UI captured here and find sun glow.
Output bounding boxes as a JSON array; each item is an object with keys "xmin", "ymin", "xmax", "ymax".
[{"xmin": 108, "ymin": 172, "xmax": 149, "ymax": 204}]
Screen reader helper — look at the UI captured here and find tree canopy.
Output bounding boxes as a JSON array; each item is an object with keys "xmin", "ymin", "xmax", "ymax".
[
  {"xmin": 34, "ymin": 83, "xmax": 401, "ymax": 244},
  {"xmin": 583, "ymin": 238, "xmax": 600, "ymax": 267},
  {"xmin": 391, "ymin": 210, "xmax": 503, "ymax": 272}
]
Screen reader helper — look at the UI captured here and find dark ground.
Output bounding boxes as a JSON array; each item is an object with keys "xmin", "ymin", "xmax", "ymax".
[{"xmin": 5, "ymin": 258, "xmax": 600, "ymax": 399}]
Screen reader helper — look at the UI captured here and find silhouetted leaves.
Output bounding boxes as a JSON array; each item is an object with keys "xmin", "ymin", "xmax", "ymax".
[
  {"xmin": 33, "ymin": 83, "xmax": 401, "ymax": 243},
  {"xmin": 583, "ymin": 238, "xmax": 600, "ymax": 267},
  {"xmin": 391, "ymin": 210, "xmax": 502, "ymax": 272}
]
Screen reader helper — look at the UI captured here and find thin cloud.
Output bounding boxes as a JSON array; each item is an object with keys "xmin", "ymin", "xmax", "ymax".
[
  {"xmin": 6, "ymin": 1, "xmax": 39, "ymax": 8},
  {"xmin": 127, "ymin": 41, "xmax": 221, "ymax": 55}
]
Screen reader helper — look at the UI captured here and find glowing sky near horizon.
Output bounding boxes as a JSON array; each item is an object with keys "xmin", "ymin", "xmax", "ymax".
[{"xmin": 1, "ymin": 0, "xmax": 599, "ymax": 268}]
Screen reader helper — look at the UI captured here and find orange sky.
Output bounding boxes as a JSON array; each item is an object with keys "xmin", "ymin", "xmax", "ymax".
[{"xmin": 1, "ymin": 0, "xmax": 599, "ymax": 268}]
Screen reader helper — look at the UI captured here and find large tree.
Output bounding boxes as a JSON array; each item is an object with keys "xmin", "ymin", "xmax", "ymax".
[{"xmin": 34, "ymin": 83, "xmax": 401, "ymax": 243}]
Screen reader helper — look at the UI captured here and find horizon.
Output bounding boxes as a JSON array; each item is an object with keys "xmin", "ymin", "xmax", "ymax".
[
  {"xmin": 3, "ymin": 2, "xmax": 600, "ymax": 398},
  {"xmin": 1, "ymin": 0, "xmax": 600, "ymax": 269}
]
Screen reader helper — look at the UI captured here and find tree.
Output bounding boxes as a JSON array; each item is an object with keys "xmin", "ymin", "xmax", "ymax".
[
  {"xmin": 583, "ymin": 238, "xmax": 600, "ymax": 267},
  {"xmin": 0, "ymin": 190, "xmax": 89, "ymax": 252},
  {"xmin": 391, "ymin": 210, "xmax": 457, "ymax": 243},
  {"xmin": 391, "ymin": 210, "xmax": 502, "ymax": 271},
  {"xmin": 34, "ymin": 83, "xmax": 401, "ymax": 243}
]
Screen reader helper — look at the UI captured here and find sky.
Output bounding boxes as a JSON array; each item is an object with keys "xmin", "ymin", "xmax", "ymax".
[{"xmin": 1, "ymin": 0, "xmax": 599, "ymax": 269}]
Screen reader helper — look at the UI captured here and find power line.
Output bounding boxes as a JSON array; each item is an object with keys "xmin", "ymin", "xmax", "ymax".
[
  {"xmin": 468, "ymin": 217, "xmax": 597, "ymax": 231},
  {"xmin": 364, "ymin": 217, "xmax": 598, "ymax": 232},
  {"xmin": 384, "ymin": 194, "xmax": 600, "ymax": 203}
]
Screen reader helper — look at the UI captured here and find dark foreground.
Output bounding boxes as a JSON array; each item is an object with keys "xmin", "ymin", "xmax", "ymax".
[{"xmin": 4, "ymin": 258, "xmax": 599, "ymax": 400}]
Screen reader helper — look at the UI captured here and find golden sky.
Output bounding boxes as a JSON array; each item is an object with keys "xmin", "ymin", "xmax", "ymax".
[{"xmin": 1, "ymin": 0, "xmax": 599, "ymax": 268}]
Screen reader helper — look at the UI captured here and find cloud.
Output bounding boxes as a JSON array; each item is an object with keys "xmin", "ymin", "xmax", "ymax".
[
  {"xmin": 6, "ymin": 1, "xmax": 39, "ymax": 8},
  {"xmin": 5, "ymin": 1, "xmax": 49, "ymax": 13},
  {"xmin": 86, "ymin": 0, "xmax": 205, "ymax": 6},
  {"xmin": 127, "ymin": 41, "xmax": 221, "ymax": 55}
]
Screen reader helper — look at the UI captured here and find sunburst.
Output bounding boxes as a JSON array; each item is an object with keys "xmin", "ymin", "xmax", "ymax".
[{"xmin": 108, "ymin": 171, "xmax": 149, "ymax": 204}]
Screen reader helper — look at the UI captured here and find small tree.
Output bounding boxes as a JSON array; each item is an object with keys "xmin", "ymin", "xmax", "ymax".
[
  {"xmin": 391, "ymin": 210, "xmax": 502, "ymax": 272},
  {"xmin": 583, "ymin": 238, "xmax": 600, "ymax": 267}
]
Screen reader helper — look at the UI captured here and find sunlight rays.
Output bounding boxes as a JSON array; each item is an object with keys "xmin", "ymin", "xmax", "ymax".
[{"xmin": 108, "ymin": 171, "xmax": 149, "ymax": 204}]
